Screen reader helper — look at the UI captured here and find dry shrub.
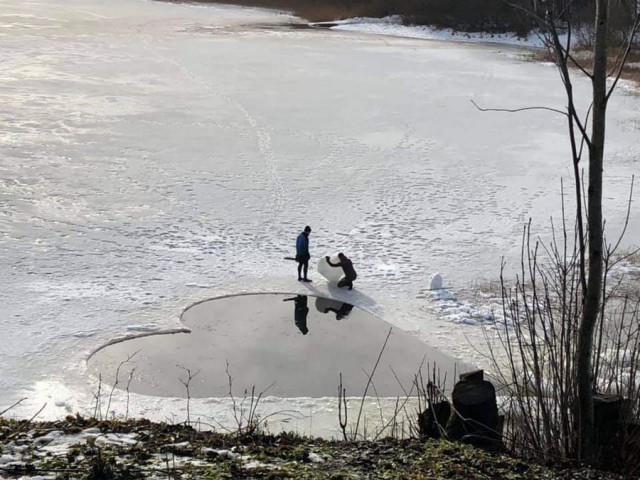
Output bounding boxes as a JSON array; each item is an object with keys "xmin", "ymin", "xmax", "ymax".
[
  {"xmin": 485, "ymin": 218, "xmax": 640, "ymax": 474},
  {"xmin": 573, "ymin": 0, "xmax": 639, "ymax": 47},
  {"xmin": 568, "ymin": 46, "xmax": 640, "ymax": 89},
  {"xmin": 625, "ymin": 67, "xmax": 640, "ymax": 87},
  {"xmin": 404, "ymin": 0, "xmax": 535, "ymax": 36}
]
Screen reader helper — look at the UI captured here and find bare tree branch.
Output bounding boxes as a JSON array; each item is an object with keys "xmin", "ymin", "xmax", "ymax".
[
  {"xmin": 354, "ymin": 327, "xmax": 392, "ymax": 438},
  {"xmin": 0, "ymin": 398, "xmax": 27, "ymax": 417},
  {"xmin": 470, "ymin": 99, "xmax": 567, "ymax": 116},
  {"xmin": 607, "ymin": 14, "xmax": 640, "ymax": 100},
  {"xmin": 606, "ymin": 175, "xmax": 635, "ymax": 258},
  {"xmin": 567, "ymin": 52, "xmax": 595, "ymax": 78}
]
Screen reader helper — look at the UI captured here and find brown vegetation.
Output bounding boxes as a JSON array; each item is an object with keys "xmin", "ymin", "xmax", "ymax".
[
  {"xmin": 0, "ymin": 416, "xmax": 631, "ymax": 479},
  {"xmin": 185, "ymin": 0, "xmax": 536, "ymax": 34},
  {"xmin": 525, "ymin": 47, "xmax": 640, "ymax": 90}
]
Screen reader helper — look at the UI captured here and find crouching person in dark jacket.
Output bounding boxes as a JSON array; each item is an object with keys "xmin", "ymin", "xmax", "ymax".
[{"xmin": 325, "ymin": 253, "xmax": 357, "ymax": 290}]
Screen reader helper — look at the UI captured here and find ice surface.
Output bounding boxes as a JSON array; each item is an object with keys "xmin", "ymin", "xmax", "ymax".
[{"xmin": 1, "ymin": 0, "xmax": 639, "ymax": 431}]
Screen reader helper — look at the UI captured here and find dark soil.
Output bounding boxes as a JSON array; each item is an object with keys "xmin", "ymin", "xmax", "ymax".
[{"xmin": 0, "ymin": 416, "xmax": 631, "ymax": 479}]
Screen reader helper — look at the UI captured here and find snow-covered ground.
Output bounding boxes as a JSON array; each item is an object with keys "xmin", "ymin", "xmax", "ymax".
[
  {"xmin": 315, "ymin": 15, "xmax": 554, "ymax": 48},
  {"xmin": 1, "ymin": 0, "xmax": 639, "ymax": 437}
]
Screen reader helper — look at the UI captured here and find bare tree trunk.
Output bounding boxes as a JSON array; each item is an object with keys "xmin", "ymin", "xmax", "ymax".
[{"xmin": 576, "ymin": 0, "xmax": 609, "ymax": 461}]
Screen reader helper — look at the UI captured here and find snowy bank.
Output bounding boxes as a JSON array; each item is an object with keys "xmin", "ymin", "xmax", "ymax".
[{"xmin": 312, "ymin": 15, "xmax": 554, "ymax": 48}]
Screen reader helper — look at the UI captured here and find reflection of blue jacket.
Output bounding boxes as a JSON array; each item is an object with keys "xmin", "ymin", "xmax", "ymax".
[{"xmin": 296, "ymin": 233, "xmax": 309, "ymax": 257}]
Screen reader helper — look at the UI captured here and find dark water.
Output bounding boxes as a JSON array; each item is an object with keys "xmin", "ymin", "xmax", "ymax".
[{"xmin": 88, "ymin": 294, "xmax": 468, "ymax": 398}]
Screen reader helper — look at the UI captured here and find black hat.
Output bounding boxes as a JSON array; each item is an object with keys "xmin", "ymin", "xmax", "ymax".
[{"xmin": 304, "ymin": 226, "xmax": 312, "ymax": 232}]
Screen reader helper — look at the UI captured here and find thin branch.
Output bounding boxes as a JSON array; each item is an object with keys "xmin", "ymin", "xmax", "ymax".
[
  {"xmin": 5, "ymin": 403, "xmax": 47, "ymax": 441},
  {"xmin": 471, "ymin": 99, "xmax": 568, "ymax": 117},
  {"xmin": 577, "ymin": 103, "xmax": 593, "ymax": 159},
  {"xmin": 361, "ymin": 367, "xmax": 385, "ymax": 430},
  {"xmin": 606, "ymin": 15, "xmax": 640, "ymax": 100},
  {"xmin": 177, "ymin": 365, "xmax": 199, "ymax": 426},
  {"xmin": 338, "ymin": 372, "xmax": 348, "ymax": 441},
  {"xmin": 389, "ymin": 365, "xmax": 410, "ymax": 397},
  {"xmin": 561, "ymin": 9, "xmax": 593, "ymax": 80},
  {"xmin": 354, "ymin": 327, "xmax": 392, "ymax": 438},
  {"xmin": 567, "ymin": 52, "xmax": 595, "ymax": 78},
  {"xmin": 0, "ymin": 398, "xmax": 27, "ymax": 417},
  {"xmin": 106, "ymin": 350, "xmax": 139, "ymax": 419},
  {"xmin": 606, "ymin": 175, "xmax": 635, "ymax": 257}
]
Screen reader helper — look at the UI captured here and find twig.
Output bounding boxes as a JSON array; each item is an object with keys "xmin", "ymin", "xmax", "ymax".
[
  {"xmin": 6, "ymin": 403, "xmax": 47, "ymax": 441},
  {"xmin": 354, "ymin": 327, "xmax": 392, "ymax": 438},
  {"xmin": 93, "ymin": 374, "xmax": 102, "ymax": 420},
  {"xmin": 0, "ymin": 397, "xmax": 27, "ymax": 417},
  {"xmin": 470, "ymin": 99, "xmax": 567, "ymax": 117},
  {"xmin": 177, "ymin": 365, "xmax": 199, "ymax": 426},
  {"xmin": 106, "ymin": 350, "xmax": 139, "ymax": 420},
  {"xmin": 607, "ymin": 14, "xmax": 640, "ymax": 100},
  {"xmin": 125, "ymin": 367, "xmax": 136, "ymax": 421},
  {"xmin": 338, "ymin": 372, "xmax": 348, "ymax": 441}
]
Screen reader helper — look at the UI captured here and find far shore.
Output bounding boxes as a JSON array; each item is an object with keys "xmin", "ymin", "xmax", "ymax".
[{"xmin": 160, "ymin": 0, "xmax": 640, "ymax": 89}]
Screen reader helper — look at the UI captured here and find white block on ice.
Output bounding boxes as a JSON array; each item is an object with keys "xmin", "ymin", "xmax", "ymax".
[
  {"xmin": 429, "ymin": 273, "xmax": 443, "ymax": 290},
  {"xmin": 317, "ymin": 255, "xmax": 343, "ymax": 283}
]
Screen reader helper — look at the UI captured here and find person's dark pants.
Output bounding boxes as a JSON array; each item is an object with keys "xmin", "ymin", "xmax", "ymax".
[
  {"xmin": 297, "ymin": 254, "xmax": 310, "ymax": 280},
  {"xmin": 338, "ymin": 277, "xmax": 354, "ymax": 290}
]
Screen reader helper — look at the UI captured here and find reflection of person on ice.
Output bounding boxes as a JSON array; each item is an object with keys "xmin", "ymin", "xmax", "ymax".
[
  {"xmin": 325, "ymin": 302, "xmax": 354, "ymax": 320},
  {"xmin": 325, "ymin": 253, "xmax": 357, "ymax": 290},
  {"xmin": 283, "ymin": 295, "xmax": 309, "ymax": 335},
  {"xmin": 296, "ymin": 226, "xmax": 312, "ymax": 283}
]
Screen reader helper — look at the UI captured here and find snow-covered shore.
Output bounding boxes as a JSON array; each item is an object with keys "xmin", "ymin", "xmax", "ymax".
[{"xmin": 312, "ymin": 15, "xmax": 553, "ymax": 48}]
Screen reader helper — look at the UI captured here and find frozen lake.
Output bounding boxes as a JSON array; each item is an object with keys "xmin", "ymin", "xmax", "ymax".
[{"xmin": 1, "ymin": 0, "xmax": 639, "ymax": 429}]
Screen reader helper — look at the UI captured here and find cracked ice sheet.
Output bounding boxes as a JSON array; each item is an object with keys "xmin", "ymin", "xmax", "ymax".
[{"xmin": 1, "ymin": 0, "xmax": 639, "ymax": 432}]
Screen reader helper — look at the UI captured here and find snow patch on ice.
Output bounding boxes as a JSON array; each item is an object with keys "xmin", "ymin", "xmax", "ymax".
[{"xmin": 417, "ymin": 276, "xmax": 511, "ymax": 327}]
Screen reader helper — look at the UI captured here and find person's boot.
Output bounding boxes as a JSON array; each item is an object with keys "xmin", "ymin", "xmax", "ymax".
[{"xmin": 302, "ymin": 278, "xmax": 312, "ymax": 282}]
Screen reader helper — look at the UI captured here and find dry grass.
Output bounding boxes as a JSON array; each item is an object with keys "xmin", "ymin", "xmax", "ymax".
[
  {"xmin": 621, "ymin": 50, "xmax": 640, "ymax": 86},
  {"xmin": 524, "ymin": 46, "xmax": 640, "ymax": 91},
  {"xmin": 572, "ymin": 46, "xmax": 640, "ymax": 90}
]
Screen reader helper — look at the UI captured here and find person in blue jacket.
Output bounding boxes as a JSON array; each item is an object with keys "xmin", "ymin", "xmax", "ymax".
[{"xmin": 296, "ymin": 226, "xmax": 312, "ymax": 282}]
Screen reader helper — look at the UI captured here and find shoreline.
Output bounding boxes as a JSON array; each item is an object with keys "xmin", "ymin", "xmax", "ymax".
[
  {"xmin": 165, "ymin": 1, "xmax": 640, "ymax": 88},
  {"xmin": 0, "ymin": 416, "xmax": 629, "ymax": 479}
]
